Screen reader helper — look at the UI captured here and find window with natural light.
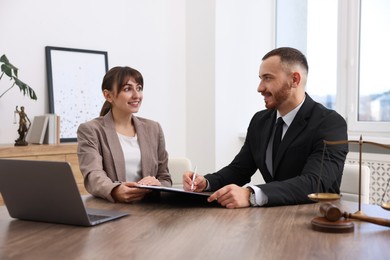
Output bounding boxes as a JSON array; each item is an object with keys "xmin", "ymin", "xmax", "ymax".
[
  {"xmin": 359, "ymin": 0, "xmax": 390, "ymax": 122},
  {"xmin": 276, "ymin": 0, "xmax": 390, "ymax": 138}
]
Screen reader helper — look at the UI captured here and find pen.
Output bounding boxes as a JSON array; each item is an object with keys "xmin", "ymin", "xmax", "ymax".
[{"xmin": 191, "ymin": 166, "xmax": 197, "ymax": 191}]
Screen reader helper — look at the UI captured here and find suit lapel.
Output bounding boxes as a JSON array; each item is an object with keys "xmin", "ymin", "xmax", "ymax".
[
  {"xmin": 102, "ymin": 111, "xmax": 126, "ymax": 181},
  {"xmin": 260, "ymin": 111, "xmax": 276, "ymax": 182}
]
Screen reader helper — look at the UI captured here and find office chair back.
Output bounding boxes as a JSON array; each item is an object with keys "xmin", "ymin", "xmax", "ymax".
[
  {"xmin": 168, "ymin": 157, "xmax": 192, "ymax": 188},
  {"xmin": 340, "ymin": 164, "xmax": 370, "ymax": 204}
]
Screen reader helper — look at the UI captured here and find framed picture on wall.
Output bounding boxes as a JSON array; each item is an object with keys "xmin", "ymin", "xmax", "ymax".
[{"xmin": 46, "ymin": 46, "xmax": 108, "ymax": 142}]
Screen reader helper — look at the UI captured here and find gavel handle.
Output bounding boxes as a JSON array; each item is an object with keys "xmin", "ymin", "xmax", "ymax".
[{"xmin": 345, "ymin": 212, "xmax": 390, "ymax": 227}]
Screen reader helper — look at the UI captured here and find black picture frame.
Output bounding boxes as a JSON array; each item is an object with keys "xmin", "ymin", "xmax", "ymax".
[{"xmin": 46, "ymin": 46, "xmax": 108, "ymax": 142}]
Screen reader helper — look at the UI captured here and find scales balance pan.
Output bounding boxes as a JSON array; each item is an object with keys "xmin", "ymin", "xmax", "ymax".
[
  {"xmin": 308, "ymin": 193, "xmax": 341, "ymax": 202},
  {"xmin": 382, "ymin": 202, "xmax": 390, "ymax": 210}
]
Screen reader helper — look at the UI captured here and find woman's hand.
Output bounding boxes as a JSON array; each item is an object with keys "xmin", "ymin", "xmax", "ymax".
[
  {"xmin": 137, "ymin": 176, "xmax": 161, "ymax": 186},
  {"xmin": 111, "ymin": 182, "xmax": 151, "ymax": 203}
]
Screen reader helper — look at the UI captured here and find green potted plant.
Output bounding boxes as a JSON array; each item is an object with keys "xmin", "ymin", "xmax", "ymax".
[{"xmin": 0, "ymin": 54, "xmax": 37, "ymax": 100}]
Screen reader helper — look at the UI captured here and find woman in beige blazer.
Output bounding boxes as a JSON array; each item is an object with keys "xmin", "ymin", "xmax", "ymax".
[{"xmin": 77, "ymin": 66, "xmax": 172, "ymax": 203}]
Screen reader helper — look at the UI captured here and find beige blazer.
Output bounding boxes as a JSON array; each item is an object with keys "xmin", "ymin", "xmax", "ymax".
[{"xmin": 77, "ymin": 111, "xmax": 172, "ymax": 202}]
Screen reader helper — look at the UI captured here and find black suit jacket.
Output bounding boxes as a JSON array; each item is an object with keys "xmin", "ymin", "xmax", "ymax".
[{"xmin": 205, "ymin": 94, "xmax": 348, "ymax": 206}]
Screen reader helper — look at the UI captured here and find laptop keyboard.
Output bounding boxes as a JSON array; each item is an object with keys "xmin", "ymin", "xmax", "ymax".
[{"xmin": 88, "ymin": 214, "xmax": 110, "ymax": 222}]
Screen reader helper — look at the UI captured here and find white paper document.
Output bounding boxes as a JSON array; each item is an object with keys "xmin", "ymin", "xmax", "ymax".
[{"xmin": 137, "ymin": 185, "xmax": 212, "ymax": 197}]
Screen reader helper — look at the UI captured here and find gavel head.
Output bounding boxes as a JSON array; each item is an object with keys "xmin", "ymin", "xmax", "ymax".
[{"xmin": 319, "ymin": 202, "xmax": 343, "ymax": 221}]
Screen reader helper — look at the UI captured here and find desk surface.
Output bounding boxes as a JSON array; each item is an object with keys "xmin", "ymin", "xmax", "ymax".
[{"xmin": 0, "ymin": 193, "xmax": 389, "ymax": 260}]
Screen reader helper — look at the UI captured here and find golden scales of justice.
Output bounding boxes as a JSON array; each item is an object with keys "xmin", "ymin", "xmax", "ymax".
[{"xmin": 308, "ymin": 136, "xmax": 390, "ymax": 233}]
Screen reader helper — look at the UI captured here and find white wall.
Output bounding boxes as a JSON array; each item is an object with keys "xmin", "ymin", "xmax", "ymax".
[
  {"xmin": 185, "ymin": 0, "xmax": 216, "ymax": 173},
  {"xmin": 0, "ymin": 0, "xmax": 186, "ymax": 157},
  {"xmin": 185, "ymin": 0, "xmax": 275, "ymax": 174},
  {"xmin": 0, "ymin": 0, "xmax": 275, "ymax": 177},
  {"xmin": 214, "ymin": 0, "xmax": 274, "ymax": 170}
]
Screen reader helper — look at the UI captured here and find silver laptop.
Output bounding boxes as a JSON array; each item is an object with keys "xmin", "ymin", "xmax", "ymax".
[{"xmin": 0, "ymin": 159, "xmax": 128, "ymax": 226}]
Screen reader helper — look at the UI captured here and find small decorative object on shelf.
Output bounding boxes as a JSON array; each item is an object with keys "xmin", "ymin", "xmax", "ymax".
[{"xmin": 14, "ymin": 105, "xmax": 31, "ymax": 146}]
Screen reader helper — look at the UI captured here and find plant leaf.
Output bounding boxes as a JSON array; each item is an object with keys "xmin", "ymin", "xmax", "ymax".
[
  {"xmin": 0, "ymin": 55, "xmax": 18, "ymax": 77},
  {"xmin": 0, "ymin": 54, "xmax": 9, "ymax": 64},
  {"xmin": 1, "ymin": 64, "xmax": 14, "ymax": 78},
  {"xmin": 13, "ymin": 77, "xmax": 38, "ymax": 100}
]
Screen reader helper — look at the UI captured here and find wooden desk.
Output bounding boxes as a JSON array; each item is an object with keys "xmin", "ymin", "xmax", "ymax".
[
  {"xmin": 0, "ymin": 194, "xmax": 389, "ymax": 259},
  {"xmin": 0, "ymin": 143, "xmax": 87, "ymax": 205}
]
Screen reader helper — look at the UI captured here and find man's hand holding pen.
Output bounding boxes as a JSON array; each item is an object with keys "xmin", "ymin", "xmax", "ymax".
[
  {"xmin": 183, "ymin": 168, "xmax": 207, "ymax": 192},
  {"xmin": 183, "ymin": 169, "xmax": 252, "ymax": 209}
]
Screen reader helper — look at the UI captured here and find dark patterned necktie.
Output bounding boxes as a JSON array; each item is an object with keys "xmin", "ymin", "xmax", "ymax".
[{"xmin": 272, "ymin": 117, "xmax": 284, "ymax": 162}]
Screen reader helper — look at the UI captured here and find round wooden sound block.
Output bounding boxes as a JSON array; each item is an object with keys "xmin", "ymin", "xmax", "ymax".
[{"xmin": 311, "ymin": 217, "xmax": 354, "ymax": 233}]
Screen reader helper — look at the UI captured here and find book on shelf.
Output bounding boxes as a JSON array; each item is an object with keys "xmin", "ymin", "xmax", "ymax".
[
  {"xmin": 27, "ymin": 115, "xmax": 49, "ymax": 144},
  {"xmin": 27, "ymin": 114, "xmax": 60, "ymax": 145},
  {"xmin": 43, "ymin": 114, "xmax": 60, "ymax": 144}
]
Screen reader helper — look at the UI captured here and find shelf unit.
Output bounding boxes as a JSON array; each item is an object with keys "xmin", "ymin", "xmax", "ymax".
[{"xmin": 0, "ymin": 143, "xmax": 88, "ymax": 205}]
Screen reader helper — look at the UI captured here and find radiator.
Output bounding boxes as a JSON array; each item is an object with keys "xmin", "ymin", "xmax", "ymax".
[{"xmin": 347, "ymin": 152, "xmax": 390, "ymax": 205}]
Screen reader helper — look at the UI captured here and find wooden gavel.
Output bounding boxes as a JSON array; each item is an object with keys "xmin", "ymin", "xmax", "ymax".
[{"xmin": 319, "ymin": 203, "xmax": 390, "ymax": 227}]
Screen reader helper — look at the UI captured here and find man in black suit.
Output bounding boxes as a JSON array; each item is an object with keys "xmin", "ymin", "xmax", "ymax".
[{"xmin": 183, "ymin": 47, "xmax": 348, "ymax": 208}]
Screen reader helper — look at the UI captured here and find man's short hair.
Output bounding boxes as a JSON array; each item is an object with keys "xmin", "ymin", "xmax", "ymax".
[{"xmin": 262, "ymin": 47, "xmax": 309, "ymax": 74}]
